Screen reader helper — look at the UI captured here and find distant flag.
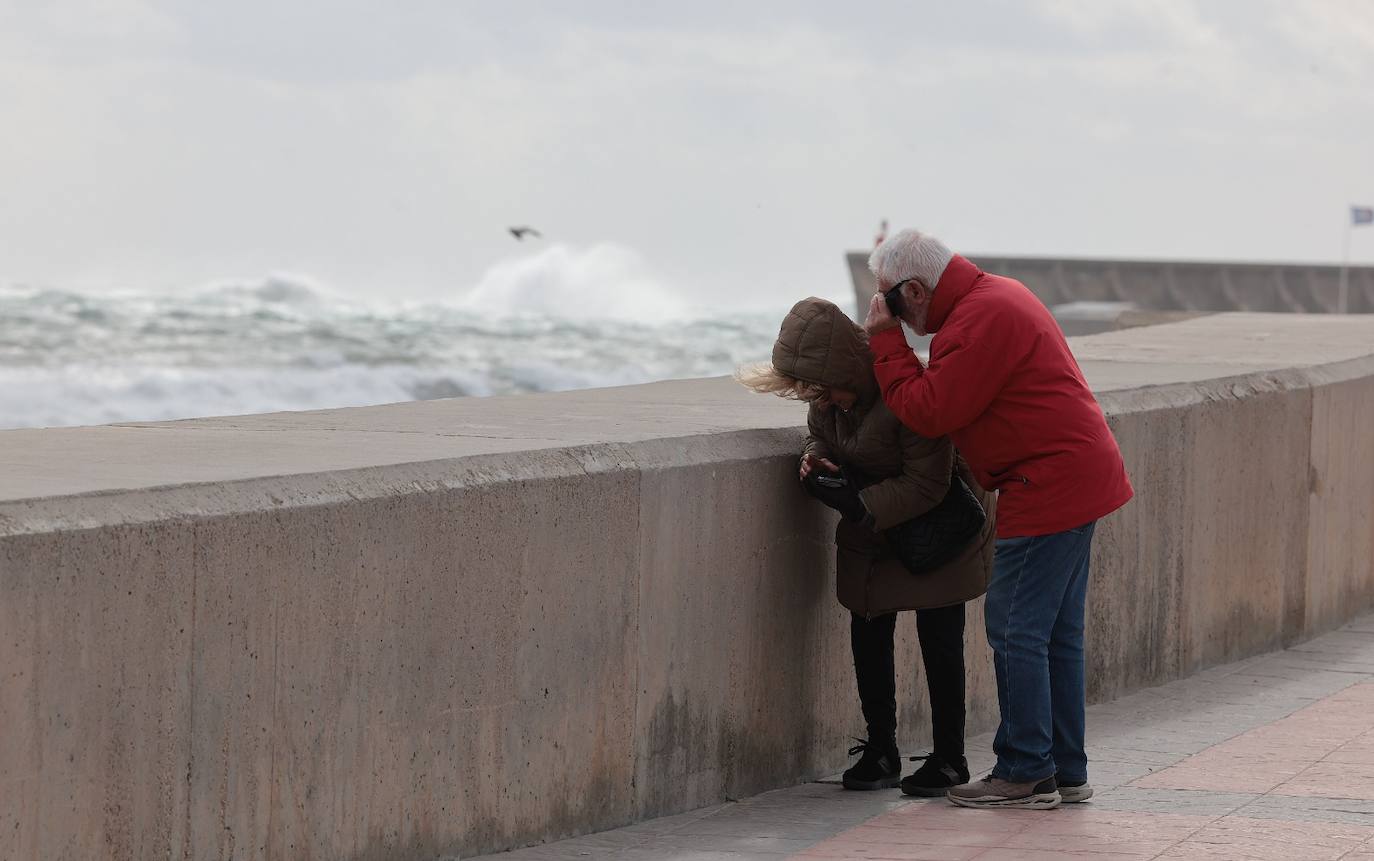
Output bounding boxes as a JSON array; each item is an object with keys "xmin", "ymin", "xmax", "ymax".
[{"xmin": 1355, "ymin": 206, "xmax": 1374, "ymax": 226}]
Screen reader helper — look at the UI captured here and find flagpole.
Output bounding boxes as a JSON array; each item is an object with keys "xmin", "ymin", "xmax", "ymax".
[{"xmin": 1339, "ymin": 210, "xmax": 1351, "ymax": 315}]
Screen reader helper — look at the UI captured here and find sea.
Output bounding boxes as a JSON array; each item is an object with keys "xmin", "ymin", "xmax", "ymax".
[{"xmin": 0, "ymin": 247, "xmax": 826, "ymax": 430}]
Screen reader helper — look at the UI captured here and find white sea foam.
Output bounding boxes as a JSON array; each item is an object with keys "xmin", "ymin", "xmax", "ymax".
[
  {"xmin": 0, "ymin": 246, "xmax": 799, "ymax": 429},
  {"xmin": 459, "ymin": 243, "xmax": 694, "ymax": 321}
]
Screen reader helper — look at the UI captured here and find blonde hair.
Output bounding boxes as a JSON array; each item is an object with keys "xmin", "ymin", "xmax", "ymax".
[{"xmin": 735, "ymin": 363, "xmax": 827, "ymax": 401}]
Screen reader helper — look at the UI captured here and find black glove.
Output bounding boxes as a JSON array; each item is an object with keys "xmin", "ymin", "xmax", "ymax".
[{"xmin": 803, "ymin": 468, "xmax": 870, "ymax": 523}]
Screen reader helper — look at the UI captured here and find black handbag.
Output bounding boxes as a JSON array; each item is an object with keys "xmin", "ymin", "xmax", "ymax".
[
  {"xmin": 880, "ymin": 470, "xmax": 986, "ymax": 575},
  {"xmin": 808, "ymin": 464, "xmax": 986, "ymax": 575}
]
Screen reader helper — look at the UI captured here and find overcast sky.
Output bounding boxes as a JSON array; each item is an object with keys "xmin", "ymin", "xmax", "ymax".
[{"xmin": 1, "ymin": 0, "xmax": 1372, "ymax": 308}]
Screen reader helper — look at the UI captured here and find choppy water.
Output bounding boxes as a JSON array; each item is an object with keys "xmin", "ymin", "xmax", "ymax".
[{"xmin": 0, "ymin": 272, "xmax": 788, "ymax": 430}]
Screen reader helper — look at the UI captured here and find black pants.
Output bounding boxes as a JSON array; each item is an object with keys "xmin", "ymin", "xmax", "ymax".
[{"xmin": 850, "ymin": 604, "xmax": 966, "ymax": 760}]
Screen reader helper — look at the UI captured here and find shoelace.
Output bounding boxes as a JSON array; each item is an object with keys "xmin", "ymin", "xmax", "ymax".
[
  {"xmin": 908, "ymin": 753, "xmax": 969, "ymax": 784},
  {"xmin": 847, "ymin": 737, "xmax": 902, "ymax": 757},
  {"xmin": 847, "ymin": 737, "xmax": 874, "ymax": 757}
]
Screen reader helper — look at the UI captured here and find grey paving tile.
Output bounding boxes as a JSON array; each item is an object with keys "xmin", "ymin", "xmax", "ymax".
[
  {"xmin": 1261, "ymin": 664, "xmax": 1374, "ymax": 680},
  {"xmin": 1084, "ymin": 761, "xmax": 1163, "ymax": 788},
  {"xmin": 1085, "ymin": 786, "xmax": 1258, "ymax": 816},
  {"xmin": 1290, "ymin": 630, "xmax": 1374, "ymax": 650},
  {"xmin": 663, "ymin": 822, "xmax": 852, "ymax": 842},
  {"xmin": 495, "ymin": 841, "xmax": 638, "ymax": 860},
  {"xmin": 1235, "ymin": 794, "xmax": 1374, "ymax": 826},
  {"xmin": 616, "ymin": 805, "xmax": 733, "ymax": 834},
  {"xmin": 1136, "ymin": 689, "xmax": 1309, "ymax": 714},
  {"xmin": 1105, "ymin": 722, "xmax": 1241, "ymax": 742},
  {"xmin": 1085, "ymin": 746, "xmax": 1188, "ymax": 767},
  {"xmin": 645, "ymin": 833, "xmax": 813, "ymax": 854},
  {"xmin": 1082, "ymin": 734, "xmax": 1216, "ymax": 755},
  {"xmin": 1231, "ymin": 662, "xmax": 1371, "ymax": 683}
]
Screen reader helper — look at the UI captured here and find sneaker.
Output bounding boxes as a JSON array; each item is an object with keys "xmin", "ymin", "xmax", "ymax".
[
  {"xmin": 842, "ymin": 738, "xmax": 901, "ymax": 791},
  {"xmin": 947, "ymin": 774, "xmax": 1061, "ymax": 809},
  {"xmin": 900, "ymin": 754, "xmax": 970, "ymax": 797},
  {"xmin": 1057, "ymin": 777, "xmax": 1093, "ymax": 803}
]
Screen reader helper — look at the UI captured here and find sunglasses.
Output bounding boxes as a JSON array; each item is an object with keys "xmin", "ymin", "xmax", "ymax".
[{"xmin": 883, "ymin": 277, "xmax": 923, "ymax": 317}]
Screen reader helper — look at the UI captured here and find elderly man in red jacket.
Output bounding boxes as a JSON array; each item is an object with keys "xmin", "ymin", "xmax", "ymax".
[{"xmin": 862, "ymin": 228, "xmax": 1133, "ymax": 810}]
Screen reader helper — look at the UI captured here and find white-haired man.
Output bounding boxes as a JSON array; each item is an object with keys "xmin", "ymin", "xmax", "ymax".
[{"xmin": 862, "ymin": 229, "xmax": 1133, "ymax": 809}]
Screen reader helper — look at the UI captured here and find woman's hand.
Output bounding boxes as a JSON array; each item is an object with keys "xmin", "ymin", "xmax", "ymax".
[{"xmin": 800, "ymin": 453, "xmax": 839, "ymax": 480}]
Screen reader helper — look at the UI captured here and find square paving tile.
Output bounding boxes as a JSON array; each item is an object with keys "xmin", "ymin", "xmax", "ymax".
[{"xmin": 1273, "ymin": 761, "xmax": 1374, "ymax": 801}]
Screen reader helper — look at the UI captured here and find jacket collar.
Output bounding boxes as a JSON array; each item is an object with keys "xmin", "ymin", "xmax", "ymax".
[
  {"xmin": 924, "ymin": 254, "xmax": 981, "ymax": 333},
  {"xmin": 855, "ymin": 361, "xmax": 880, "ymax": 411}
]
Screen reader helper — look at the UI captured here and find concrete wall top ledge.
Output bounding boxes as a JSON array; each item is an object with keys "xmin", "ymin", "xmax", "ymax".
[{"xmin": 3, "ymin": 312, "xmax": 1374, "ymax": 537}]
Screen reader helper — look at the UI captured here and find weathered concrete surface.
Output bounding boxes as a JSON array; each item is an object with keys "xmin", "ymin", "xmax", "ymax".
[{"xmin": 3, "ymin": 313, "xmax": 1374, "ymax": 859}]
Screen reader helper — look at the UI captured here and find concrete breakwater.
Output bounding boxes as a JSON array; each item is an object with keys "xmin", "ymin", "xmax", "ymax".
[
  {"xmin": 847, "ymin": 253, "xmax": 1374, "ymax": 319},
  {"xmin": 3, "ymin": 313, "xmax": 1374, "ymax": 860}
]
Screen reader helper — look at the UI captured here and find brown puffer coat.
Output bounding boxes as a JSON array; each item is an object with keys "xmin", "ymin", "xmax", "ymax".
[{"xmin": 773, "ymin": 298, "xmax": 995, "ymax": 617}]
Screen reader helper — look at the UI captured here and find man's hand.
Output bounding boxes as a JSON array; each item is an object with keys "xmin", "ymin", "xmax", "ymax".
[
  {"xmin": 799, "ymin": 453, "xmax": 839, "ymax": 480},
  {"xmin": 863, "ymin": 292, "xmax": 899, "ymax": 336}
]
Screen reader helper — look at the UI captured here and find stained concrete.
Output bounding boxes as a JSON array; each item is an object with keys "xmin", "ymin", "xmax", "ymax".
[{"xmin": 3, "ymin": 313, "xmax": 1374, "ymax": 859}]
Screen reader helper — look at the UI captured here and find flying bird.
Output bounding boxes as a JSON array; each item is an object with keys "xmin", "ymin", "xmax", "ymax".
[{"xmin": 508, "ymin": 226, "xmax": 542, "ymax": 241}]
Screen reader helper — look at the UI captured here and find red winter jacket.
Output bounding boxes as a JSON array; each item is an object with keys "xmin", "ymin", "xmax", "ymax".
[{"xmin": 870, "ymin": 255, "xmax": 1133, "ymax": 538}]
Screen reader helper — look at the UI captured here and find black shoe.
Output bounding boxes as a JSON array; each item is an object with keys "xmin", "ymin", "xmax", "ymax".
[
  {"xmin": 841, "ymin": 738, "xmax": 901, "ymax": 790},
  {"xmin": 900, "ymin": 753, "xmax": 970, "ymax": 797}
]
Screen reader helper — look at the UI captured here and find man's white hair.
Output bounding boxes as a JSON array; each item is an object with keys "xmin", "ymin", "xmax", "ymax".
[{"xmin": 868, "ymin": 229, "xmax": 954, "ymax": 291}]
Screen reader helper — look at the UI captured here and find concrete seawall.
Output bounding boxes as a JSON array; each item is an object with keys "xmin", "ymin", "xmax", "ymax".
[
  {"xmin": 3, "ymin": 313, "xmax": 1374, "ymax": 860},
  {"xmin": 846, "ymin": 252, "xmax": 1374, "ymax": 317}
]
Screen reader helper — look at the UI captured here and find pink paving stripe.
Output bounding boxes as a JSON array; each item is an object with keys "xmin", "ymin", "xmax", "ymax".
[
  {"xmin": 789, "ymin": 804, "xmax": 1374, "ymax": 860},
  {"xmin": 1133, "ymin": 682, "xmax": 1374, "ymax": 800},
  {"xmin": 793, "ymin": 684, "xmax": 1374, "ymax": 860}
]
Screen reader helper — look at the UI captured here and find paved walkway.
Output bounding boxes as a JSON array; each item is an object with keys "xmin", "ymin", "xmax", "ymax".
[{"xmin": 477, "ymin": 615, "xmax": 1374, "ymax": 860}]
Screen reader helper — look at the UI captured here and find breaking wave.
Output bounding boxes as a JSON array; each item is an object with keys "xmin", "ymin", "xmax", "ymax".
[{"xmin": 0, "ymin": 244, "xmax": 792, "ymax": 428}]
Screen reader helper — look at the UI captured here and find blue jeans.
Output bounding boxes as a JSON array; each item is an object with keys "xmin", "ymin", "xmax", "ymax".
[{"xmin": 985, "ymin": 521, "xmax": 1095, "ymax": 784}]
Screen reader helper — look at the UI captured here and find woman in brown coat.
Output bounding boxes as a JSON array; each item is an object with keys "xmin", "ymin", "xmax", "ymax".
[{"xmin": 740, "ymin": 297, "xmax": 995, "ymax": 795}]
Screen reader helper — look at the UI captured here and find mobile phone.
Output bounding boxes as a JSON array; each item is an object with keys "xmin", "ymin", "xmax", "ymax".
[
  {"xmin": 814, "ymin": 474, "xmax": 848, "ymax": 489},
  {"xmin": 883, "ymin": 285, "xmax": 906, "ymax": 318}
]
